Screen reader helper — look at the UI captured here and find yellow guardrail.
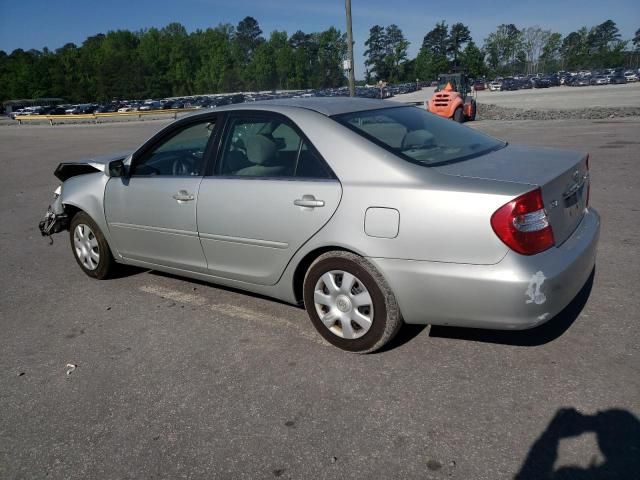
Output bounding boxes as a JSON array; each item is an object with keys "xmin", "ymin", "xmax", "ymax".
[{"xmin": 14, "ymin": 108, "xmax": 199, "ymax": 125}]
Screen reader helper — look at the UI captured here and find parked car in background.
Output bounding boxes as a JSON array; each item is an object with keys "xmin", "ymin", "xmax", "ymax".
[
  {"xmin": 547, "ymin": 75, "xmax": 561, "ymax": 87},
  {"xmin": 489, "ymin": 80, "xmax": 502, "ymax": 91},
  {"xmin": 624, "ymin": 71, "xmax": 638, "ymax": 82},
  {"xmin": 139, "ymin": 101, "xmax": 162, "ymax": 111},
  {"xmin": 518, "ymin": 78, "xmax": 533, "ymax": 89},
  {"xmin": 567, "ymin": 76, "xmax": 590, "ymax": 87},
  {"xmin": 473, "ymin": 80, "xmax": 486, "ymax": 91},
  {"xmin": 591, "ymin": 76, "xmax": 609, "ymax": 86},
  {"xmin": 41, "ymin": 106, "xmax": 67, "ymax": 115},
  {"xmin": 609, "ymin": 74, "xmax": 627, "ymax": 85},
  {"xmin": 531, "ymin": 77, "xmax": 551, "ymax": 88},
  {"xmin": 500, "ymin": 78, "xmax": 519, "ymax": 91},
  {"xmin": 38, "ymin": 98, "xmax": 599, "ymax": 353}
]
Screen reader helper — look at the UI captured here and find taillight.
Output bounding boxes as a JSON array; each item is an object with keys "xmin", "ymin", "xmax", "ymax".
[{"xmin": 491, "ymin": 188, "xmax": 555, "ymax": 255}]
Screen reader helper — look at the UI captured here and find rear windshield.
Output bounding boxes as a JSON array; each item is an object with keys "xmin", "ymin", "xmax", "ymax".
[{"xmin": 333, "ymin": 106, "xmax": 505, "ymax": 166}]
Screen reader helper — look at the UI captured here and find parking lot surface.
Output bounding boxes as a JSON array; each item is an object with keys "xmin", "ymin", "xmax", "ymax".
[
  {"xmin": 395, "ymin": 82, "xmax": 640, "ymax": 110},
  {"xmin": 1, "ymin": 118, "xmax": 639, "ymax": 479}
]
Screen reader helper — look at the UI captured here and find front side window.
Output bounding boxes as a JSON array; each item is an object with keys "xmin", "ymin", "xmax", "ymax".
[
  {"xmin": 132, "ymin": 120, "xmax": 215, "ymax": 176},
  {"xmin": 217, "ymin": 116, "xmax": 332, "ymax": 179},
  {"xmin": 334, "ymin": 106, "xmax": 505, "ymax": 166}
]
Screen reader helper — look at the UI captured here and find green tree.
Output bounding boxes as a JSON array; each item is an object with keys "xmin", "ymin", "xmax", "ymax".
[
  {"xmin": 561, "ymin": 28, "xmax": 590, "ymax": 69},
  {"xmin": 483, "ymin": 24, "xmax": 523, "ymax": 75},
  {"xmin": 315, "ymin": 27, "xmax": 347, "ymax": 88},
  {"xmin": 245, "ymin": 42, "xmax": 276, "ymax": 90},
  {"xmin": 539, "ymin": 32, "xmax": 563, "ymax": 72},
  {"xmin": 415, "ymin": 22, "xmax": 450, "ymax": 80},
  {"xmin": 289, "ymin": 30, "xmax": 316, "ymax": 89},
  {"xmin": 459, "ymin": 41, "xmax": 486, "ymax": 78},
  {"xmin": 270, "ymin": 31, "xmax": 295, "ymax": 90},
  {"xmin": 448, "ymin": 23, "xmax": 471, "ymax": 65},
  {"xmin": 364, "ymin": 25, "xmax": 388, "ymax": 81},
  {"xmin": 384, "ymin": 24, "xmax": 409, "ymax": 82},
  {"xmin": 193, "ymin": 25, "xmax": 236, "ymax": 94},
  {"xmin": 422, "ymin": 21, "xmax": 449, "ymax": 57},
  {"xmin": 235, "ymin": 16, "xmax": 264, "ymax": 67}
]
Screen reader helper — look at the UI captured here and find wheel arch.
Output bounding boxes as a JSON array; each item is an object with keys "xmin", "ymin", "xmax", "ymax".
[
  {"xmin": 59, "ymin": 174, "xmax": 122, "ymax": 259},
  {"xmin": 292, "ymin": 245, "xmax": 362, "ymax": 305}
]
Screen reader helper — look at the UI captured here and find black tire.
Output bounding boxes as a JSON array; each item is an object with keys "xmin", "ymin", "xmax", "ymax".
[
  {"xmin": 69, "ymin": 211, "xmax": 115, "ymax": 280},
  {"xmin": 303, "ymin": 251, "xmax": 403, "ymax": 353},
  {"xmin": 469, "ymin": 100, "xmax": 477, "ymax": 121},
  {"xmin": 453, "ymin": 106, "xmax": 464, "ymax": 123}
]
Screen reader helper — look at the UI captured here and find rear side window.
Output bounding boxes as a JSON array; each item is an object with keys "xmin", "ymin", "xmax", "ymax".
[
  {"xmin": 217, "ymin": 116, "xmax": 333, "ymax": 179},
  {"xmin": 334, "ymin": 106, "xmax": 505, "ymax": 166}
]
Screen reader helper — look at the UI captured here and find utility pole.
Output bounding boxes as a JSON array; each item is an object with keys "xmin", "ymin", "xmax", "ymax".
[{"xmin": 345, "ymin": 0, "xmax": 356, "ymax": 97}]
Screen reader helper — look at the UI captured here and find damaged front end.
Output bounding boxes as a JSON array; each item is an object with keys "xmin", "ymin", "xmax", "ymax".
[{"xmin": 38, "ymin": 186, "xmax": 69, "ymax": 239}]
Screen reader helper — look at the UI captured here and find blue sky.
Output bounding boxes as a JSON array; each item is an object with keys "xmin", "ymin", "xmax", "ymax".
[{"xmin": 1, "ymin": 0, "xmax": 638, "ymax": 77}]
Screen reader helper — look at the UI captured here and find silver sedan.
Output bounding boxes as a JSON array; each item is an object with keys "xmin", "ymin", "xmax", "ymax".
[{"xmin": 39, "ymin": 98, "xmax": 600, "ymax": 352}]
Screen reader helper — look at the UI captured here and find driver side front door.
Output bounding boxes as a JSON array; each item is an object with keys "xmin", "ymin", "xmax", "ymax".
[{"xmin": 105, "ymin": 118, "xmax": 217, "ymax": 272}]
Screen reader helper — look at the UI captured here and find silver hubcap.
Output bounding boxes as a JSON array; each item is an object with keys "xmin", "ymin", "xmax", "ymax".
[
  {"xmin": 73, "ymin": 224, "xmax": 100, "ymax": 271},
  {"xmin": 313, "ymin": 270, "xmax": 374, "ymax": 339}
]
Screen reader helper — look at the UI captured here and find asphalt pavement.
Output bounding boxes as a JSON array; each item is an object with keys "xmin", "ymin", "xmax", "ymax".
[{"xmin": 0, "ymin": 117, "xmax": 638, "ymax": 479}]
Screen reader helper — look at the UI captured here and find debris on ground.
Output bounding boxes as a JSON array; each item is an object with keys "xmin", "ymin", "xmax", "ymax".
[{"xmin": 65, "ymin": 363, "xmax": 77, "ymax": 375}]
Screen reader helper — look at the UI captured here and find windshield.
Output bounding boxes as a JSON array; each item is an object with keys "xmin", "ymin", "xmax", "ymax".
[{"xmin": 334, "ymin": 106, "xmax": 505, "ymax": 166}]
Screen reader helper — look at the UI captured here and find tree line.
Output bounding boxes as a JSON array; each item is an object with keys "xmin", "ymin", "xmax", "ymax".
[
  {"xmin": 367, "ymin": 20, "xmax": 637, "ymax": 82},
  {"xmin": 0, "ymin": 17, "xmax": 346, "ymax": 103},
  {"xmin": 1, "ymin": 16, "xmax": 638, "ymax": 104}
]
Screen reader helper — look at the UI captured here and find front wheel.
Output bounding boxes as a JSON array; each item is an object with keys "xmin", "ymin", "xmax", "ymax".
[
  {"xmin": 69, "ymin": 212, "xmax": 115, "ymax": 279},
  {"xmin": 453, "ymin": 106, "xmax": 464, "ymax": 123},
  {"xmin": 303, "ymin": 251, "xmax": 403, "ymax": 353}
]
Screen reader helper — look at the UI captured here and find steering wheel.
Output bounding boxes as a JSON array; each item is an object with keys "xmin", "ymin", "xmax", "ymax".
[{"xmin": 172, "ymin": 158, "xmax": 192, "ymax": 176}]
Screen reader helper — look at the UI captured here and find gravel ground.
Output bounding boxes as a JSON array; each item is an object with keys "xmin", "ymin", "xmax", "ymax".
[
  {"xmin": 393, "ymin": 82, "xmax": 640, "ymax": 120},
  {"xmin": 476, "ymin": 104, "xmax": 640, "ymax": 120}
]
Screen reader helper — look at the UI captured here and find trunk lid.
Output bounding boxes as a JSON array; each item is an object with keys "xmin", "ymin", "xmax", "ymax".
[{"xmin": 433, "ymin": 145, "xmax": 589, "ymax": 245}]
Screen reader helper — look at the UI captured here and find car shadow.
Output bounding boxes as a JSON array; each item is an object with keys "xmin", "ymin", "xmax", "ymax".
[
  {"xmin": 147, "ymin": 270, "xmax": 297, "ymax": 307},
  {"xmin": 377, "ymin": 324, "xmax": 429, "ymax": 353},
  {"xmin": 515, "ymin": 407, "xmax": 640, "ymax": 480},
  {"xmin": 108, "ymin": 264, "xmax": 149, "ymax": 279},
  {"xmin": 428, "ymin": 268, "xmax": 595, "ymax": 347}
]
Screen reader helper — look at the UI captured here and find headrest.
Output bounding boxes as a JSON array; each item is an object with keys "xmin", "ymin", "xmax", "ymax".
[
  {"xmin": 246, "ymin": 135, "xmax": 277, "ymax": 165},
  {"xmin": 402, "ymin": 129, "xmax": 435, "ymax": 149}
]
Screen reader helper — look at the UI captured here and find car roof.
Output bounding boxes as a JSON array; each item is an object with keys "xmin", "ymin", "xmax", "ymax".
[{"xmin": 213, "ymin": 97, "xmax": 403, "ymax": 117}]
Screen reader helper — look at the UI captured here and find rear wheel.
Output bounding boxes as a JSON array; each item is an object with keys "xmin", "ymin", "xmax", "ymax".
[
  {"xmin": 303, "ymin": 251, "xmax": 402, "ymax": 353},
  {"xmin": 453, "ymin": 106, "xmax": 464, "ymax": 123},
  {"xmin": 69, "ymin": 212, "xmax": 115, "ymax": 279},
  {"xmin": 469, "ymin": 100, "xmax": 477, "ymax": 121}
]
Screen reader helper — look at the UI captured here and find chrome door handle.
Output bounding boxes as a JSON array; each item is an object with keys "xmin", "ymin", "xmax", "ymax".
[
  {"xmin": 173, "ymin": 190, "xmax": 195, "ymax": 202},
  {"xmin": 294, "ymin": 195, "xmax": 325, "ymax": 208}
]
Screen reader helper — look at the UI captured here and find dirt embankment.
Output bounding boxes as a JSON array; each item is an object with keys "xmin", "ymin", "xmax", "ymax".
[{"xmin": 477, "ymin": 104, "xmax": 640, "ymax": 121}]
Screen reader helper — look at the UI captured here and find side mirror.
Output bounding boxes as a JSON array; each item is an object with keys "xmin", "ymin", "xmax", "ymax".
[{"xmin": 109, "ymin": 159, "xmax": 126, "ymax": 177}]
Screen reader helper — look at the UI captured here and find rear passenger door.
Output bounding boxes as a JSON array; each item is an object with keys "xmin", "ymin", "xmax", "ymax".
[{"xmin": 197, "ymin": 112, "xmax": 342, "ymax": 285}]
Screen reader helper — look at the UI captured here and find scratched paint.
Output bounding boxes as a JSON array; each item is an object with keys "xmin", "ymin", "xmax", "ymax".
[{"xmin": 525, "ymin": 271, "xmax": 547, "ymax": 305}]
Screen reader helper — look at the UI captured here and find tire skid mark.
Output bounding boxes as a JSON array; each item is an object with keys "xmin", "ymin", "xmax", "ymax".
[{"xmin": 139, "ymin": 284, "xmax": 326, "ymax": 345}]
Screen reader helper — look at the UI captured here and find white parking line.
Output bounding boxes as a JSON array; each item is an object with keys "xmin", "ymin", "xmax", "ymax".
[{"xmin": 139, "ymin": 284, "xmax": 326, "ymax": 345}]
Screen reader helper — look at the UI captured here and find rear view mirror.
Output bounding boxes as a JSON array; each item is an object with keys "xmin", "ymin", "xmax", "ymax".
[{"xmin": 109, "ymin": 159, "xmax": 126, "ymax": 177}]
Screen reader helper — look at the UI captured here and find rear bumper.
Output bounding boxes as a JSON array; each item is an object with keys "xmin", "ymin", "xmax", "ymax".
[{"xmin": 369, "ymin": 208, "xmax": 600, "ymax": 329}]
